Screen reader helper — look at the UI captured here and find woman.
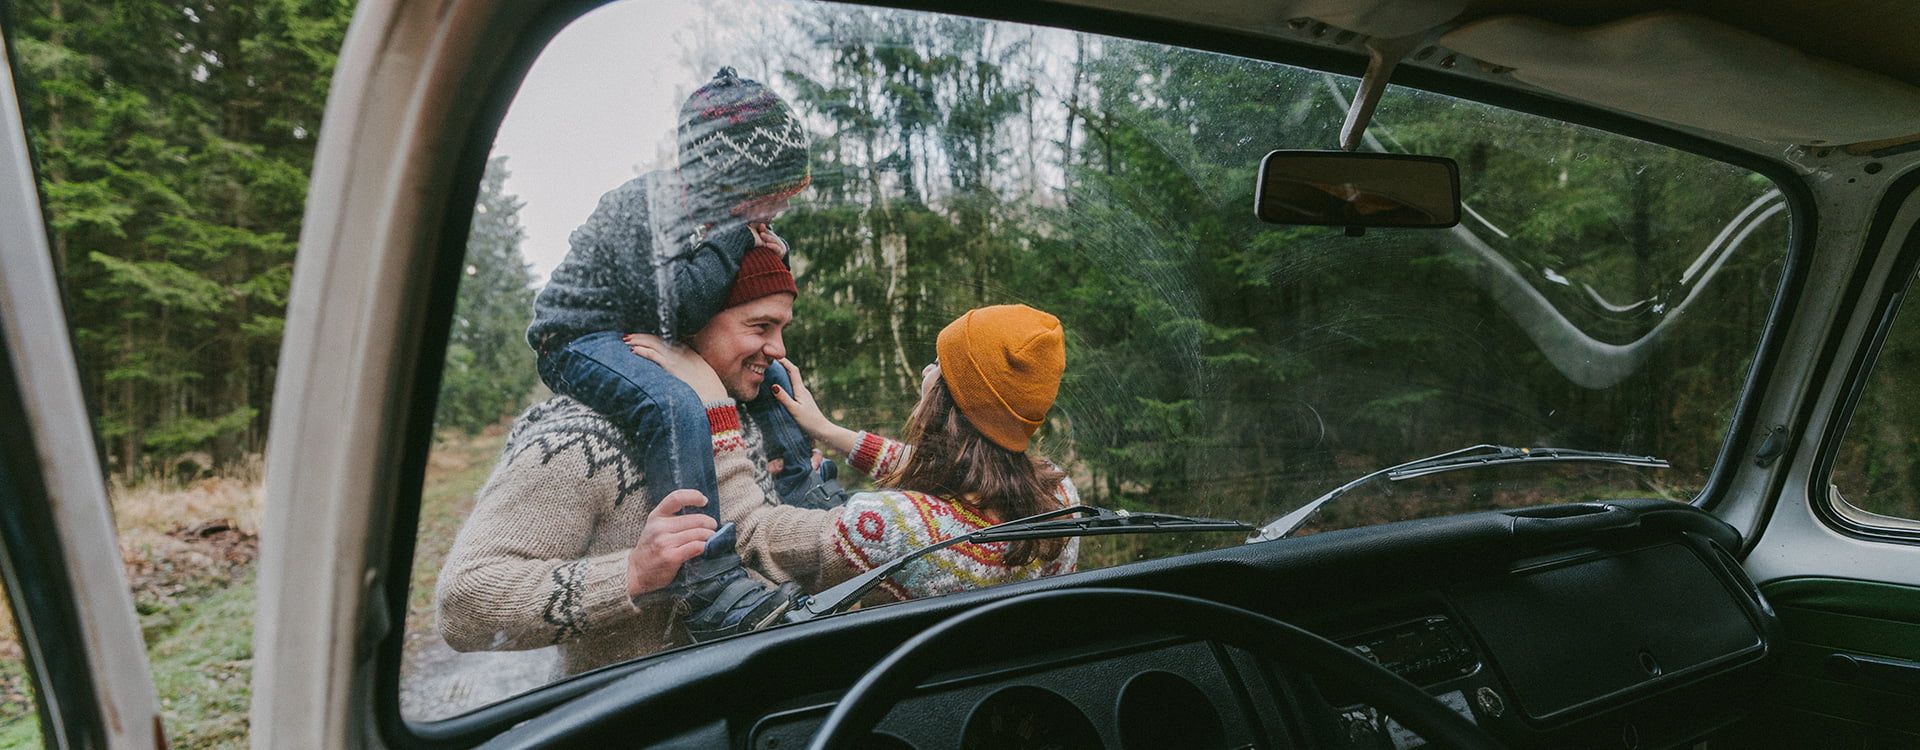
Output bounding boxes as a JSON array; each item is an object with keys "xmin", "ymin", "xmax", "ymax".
[{"xmin": 640, "ymin": 303, "xmax": 1078, "ymax": 604}]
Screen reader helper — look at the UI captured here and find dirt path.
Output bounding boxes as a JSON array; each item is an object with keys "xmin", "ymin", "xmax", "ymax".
[{"xmin": 400, "ymin": 636, "xmax": 557, "ymax": 721}]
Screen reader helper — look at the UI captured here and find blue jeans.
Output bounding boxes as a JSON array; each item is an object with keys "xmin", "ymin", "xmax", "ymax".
[
  {"xmin": 537, "ymin": 332, "xmax": 841, "ymax": 520},
  {"xmin": 753, "ymin": 362, "xmax": 847, "ymax": 510}
]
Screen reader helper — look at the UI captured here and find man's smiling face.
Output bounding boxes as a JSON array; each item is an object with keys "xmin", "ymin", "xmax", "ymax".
[{"xmin": 690, "ymin": 293, "xmax": 793, "ymax": 401}]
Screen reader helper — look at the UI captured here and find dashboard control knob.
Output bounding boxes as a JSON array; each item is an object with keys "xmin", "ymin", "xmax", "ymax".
[{"xmin": 1474, "ymin": 687, "xmax": 1505, "ymax": 718}]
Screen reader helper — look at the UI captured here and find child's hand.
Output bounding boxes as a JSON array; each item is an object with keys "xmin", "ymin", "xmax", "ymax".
[
  {"xmin": 772, "ymin": 358, "xmax": 859, "ymax": 456},
  {"xmin": 749, "ymin": 223, "xmax": 787, "ymax": 258},
  {"xmin": 625, "ymin": 333, "xmax": 727, "ymax": 403}
]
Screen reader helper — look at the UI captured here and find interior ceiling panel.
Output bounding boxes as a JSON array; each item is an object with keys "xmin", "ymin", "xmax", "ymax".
[{"xmin": 1041, "ymin": 0, "xmax": 1920, "ymax": 145}]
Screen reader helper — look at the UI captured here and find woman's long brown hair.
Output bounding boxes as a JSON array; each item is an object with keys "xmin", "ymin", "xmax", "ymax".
[{"xmin": 882, "ymin": 375, "xmax": 1067, "ymax": 567}]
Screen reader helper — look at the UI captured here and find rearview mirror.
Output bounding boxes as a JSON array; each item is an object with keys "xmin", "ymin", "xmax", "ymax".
[{"xmin": 1255, "ymin": 151, "xmax": 1460, "ymax": 228}]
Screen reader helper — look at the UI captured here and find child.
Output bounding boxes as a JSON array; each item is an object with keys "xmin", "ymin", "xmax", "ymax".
[{"xmin": 524, "ymin": 68, "xmax": 835, "ymax": 640}]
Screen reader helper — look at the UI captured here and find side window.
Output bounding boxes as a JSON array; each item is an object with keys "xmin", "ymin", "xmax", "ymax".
[{"xmin": 1832, "ymin": 278, "xmax": 1920, "ymax": 522}]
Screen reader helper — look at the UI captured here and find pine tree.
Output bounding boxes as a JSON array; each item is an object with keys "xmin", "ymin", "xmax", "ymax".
[
  {"xmin": 14, "ymin": 0, "xmax": 351, "ymax": 481},
  {"xmin": 436, "ymin": 157, "xmax": 540, "ymax": 435}
]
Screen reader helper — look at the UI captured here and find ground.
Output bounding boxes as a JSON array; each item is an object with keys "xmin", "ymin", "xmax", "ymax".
[
  {"xmin": 399, "ymin": 427, "xmax": 560, "ymax": 720},
  {"xmin": 0, "ymin": 427, "xmax": 518, "ymax": 746}
]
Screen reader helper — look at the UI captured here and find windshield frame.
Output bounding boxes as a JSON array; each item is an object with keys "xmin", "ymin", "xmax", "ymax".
[{"xmin": 379, "ymin": 0, "xmax": 1818, "ymax": 740}]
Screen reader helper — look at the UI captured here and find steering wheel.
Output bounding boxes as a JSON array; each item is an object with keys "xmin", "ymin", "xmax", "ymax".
[{"xmin": 807, "ymin": 587, "xmax": 1501, "ymax": 749}]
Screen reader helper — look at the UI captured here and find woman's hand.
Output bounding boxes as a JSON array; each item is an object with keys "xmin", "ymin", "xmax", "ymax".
[
  {"xmin": 625, "ymin": 333, "xmax": 727, "ymax": 403},
  {"xmin": 772, "ymin": 358, "xmax": 859, "ymax": 456}
]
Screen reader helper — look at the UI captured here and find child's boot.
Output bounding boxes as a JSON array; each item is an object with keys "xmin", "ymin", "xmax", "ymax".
[{"xmin": 677, "ymin": 522, "xmax": 801, "ymax": 641}]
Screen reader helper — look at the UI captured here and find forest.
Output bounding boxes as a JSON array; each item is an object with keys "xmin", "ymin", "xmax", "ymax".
[
  {"xmin": 611, "ymin": 4, "xmax": 1802, "ymax": 530},
  {"xmin": 13, "ymin": 0, "xmax": 349, "ymax": 482},
  {"xmin": 10, "ymin": 0, "xmax": 1914, "ymax": 528}
]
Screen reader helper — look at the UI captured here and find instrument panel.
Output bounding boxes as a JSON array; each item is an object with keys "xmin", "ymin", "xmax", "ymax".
[{"xmin": 746, "ymin": 638, "xmax": 1274, "ymax": 750}]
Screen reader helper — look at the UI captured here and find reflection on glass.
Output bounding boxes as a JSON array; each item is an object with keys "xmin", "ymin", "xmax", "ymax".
[{"xmin": 403, "ymin": 0, "xmax": 1790, "ymax": 718}]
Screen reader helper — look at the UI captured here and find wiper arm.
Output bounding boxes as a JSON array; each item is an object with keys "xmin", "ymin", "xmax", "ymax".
[
  {"xmin": 786, "ymin": 505, "xmax": 1252, "ymax": 622},
  {"xmin": 1248, "ymin": 444, "xmax": 1668, "ymax": 543}
]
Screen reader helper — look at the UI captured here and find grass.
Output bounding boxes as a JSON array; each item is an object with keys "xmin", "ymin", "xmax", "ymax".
[
  {"xmin": 0, "ymin": 467, "xmax": 266, "ymax": 748},
  {"xmin": 147, "ymin": 575, "xmax": 257, "ymax": 748},
  {"xmin": 0, "ymin": 647, "xmax": 35, "ymax": 747},
  {"xmin": 0, "ymin": 432, "xmax": 504, "ymax": 748},
  {"xmin": 409, "ymin": 429, "xmax": 506, "ymax": 617},
  {"xmin": 117, "ymin": 471, "xmax": 265, "ymax": 749}
]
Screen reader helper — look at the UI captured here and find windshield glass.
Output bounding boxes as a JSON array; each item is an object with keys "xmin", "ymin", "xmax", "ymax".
[{"xmin": 404, "ymin": 0, "xmax": 1789, "ymax": 719}]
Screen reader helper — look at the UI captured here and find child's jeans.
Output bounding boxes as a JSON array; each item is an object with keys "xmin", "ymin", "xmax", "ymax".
[
  {"xmin": 752, "ymin": 359, "xmax": 849, "ymax": 509},
  {"xmin": 537, "ymin": 331, "xmax": 841, "ymax": 519}
]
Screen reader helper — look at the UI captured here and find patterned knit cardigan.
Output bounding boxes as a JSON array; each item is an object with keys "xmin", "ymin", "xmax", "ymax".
[
  {"xmin": 435, "ymin": 396, "xmax": 782, "ymax": 676},
  {"xmin": 736, "ymin": 432, "xmax": 1080, "ymax": 603}
]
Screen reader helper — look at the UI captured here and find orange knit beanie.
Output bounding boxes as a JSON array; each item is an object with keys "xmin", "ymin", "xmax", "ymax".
[{"xmin": 935, "ymin": 304, "xmax": 1065, "ymax": 451}]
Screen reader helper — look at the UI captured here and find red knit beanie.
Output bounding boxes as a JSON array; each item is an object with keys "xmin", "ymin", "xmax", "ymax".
[
  {"xmin": 935, "ymin": 305, "xmax": 1065, "ymax": 452},
  {"xmin": 722, "ymin": 246, "xmax": 797, "ymax": 308}
]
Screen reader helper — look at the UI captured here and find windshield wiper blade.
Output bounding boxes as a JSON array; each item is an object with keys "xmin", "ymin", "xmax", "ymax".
[
  {"xmin": 1248, "ymin": 444, "xmax": 1668, "ymax": 543},
  {"xmin": 786, "ymin": 505, "xmax": 1251, "ymax": 622},
  {"xmin": 1386, "ymin": 445, "xmax": 1668, "ymax": 480}
]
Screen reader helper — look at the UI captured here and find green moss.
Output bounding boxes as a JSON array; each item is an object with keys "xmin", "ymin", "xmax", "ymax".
[
  {"xmin": 0, "ymin": 657, "xmax": 41, "ymax": 746},
  {"xmin": 0, "ymin": 717, "xmax": 41, "ymax": 748},
  {"xmin": 147, "ymin": 573, "xmax": 255, "ymax": 749}
]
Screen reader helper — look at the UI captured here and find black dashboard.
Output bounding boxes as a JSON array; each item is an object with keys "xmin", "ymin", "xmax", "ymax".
[
  {"xmin": 462, "ymin": 498, "xmax": 1776, "ymax": 749},
  {"xmin": 751, "ymin": 637, "xmax": 1272, "ymax": 749}
]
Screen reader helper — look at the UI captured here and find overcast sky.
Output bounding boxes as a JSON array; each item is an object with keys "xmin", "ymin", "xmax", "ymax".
[
  {"xmin": 489, "ymin": 0, "xmax": 739, "ymax": 284},
  {"xmin": 487, "ymin": 0, "xmax": 1073, "ymax": 285}
]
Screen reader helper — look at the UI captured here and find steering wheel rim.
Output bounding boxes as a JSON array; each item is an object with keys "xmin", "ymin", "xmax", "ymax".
[{"xmin": 807, "ymin": 587, "xmax": 1501, "ymax": 750}]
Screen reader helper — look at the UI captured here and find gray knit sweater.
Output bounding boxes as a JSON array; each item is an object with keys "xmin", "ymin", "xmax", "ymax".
[
  {"xmin": 435, "ymin": 395, "xmax": 781, "ymax": 677},
  {"xmin": 526, "ymin": 171, "xmax": 758, "ymax": 350}
]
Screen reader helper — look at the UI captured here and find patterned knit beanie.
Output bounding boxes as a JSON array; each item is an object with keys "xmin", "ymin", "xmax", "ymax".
[
  {"xmin": 935, "ymin": 305, "xmax": 1066, "ymax": 452},
  {"xmin": 678, "ymin": 68, "xmax": 811, "ymax": 216},
  {"xmin": 722, "ymin": 246, "xmax": 797, "ymax": 309}
]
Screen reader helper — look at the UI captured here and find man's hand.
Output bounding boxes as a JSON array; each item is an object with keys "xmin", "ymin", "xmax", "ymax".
[
  {"xmin": 771, "ymin": 358, "xmax": 860, "ymax": 456},
  {"xmin": 626, "ymin": 333, "xmax": 727, "ymax": 402},
  {"xmin": 626, "ymin": 490, "xmax": 717, "ymax": 600}
]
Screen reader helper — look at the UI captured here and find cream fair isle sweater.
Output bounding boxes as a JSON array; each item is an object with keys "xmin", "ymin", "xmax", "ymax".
[{"xmin": 435, "ymin": 395, "xmax": 779, "ymax": 676}]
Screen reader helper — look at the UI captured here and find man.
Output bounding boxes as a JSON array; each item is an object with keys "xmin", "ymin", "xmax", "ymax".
[
  {"xmin": 435, "ymin": 254, "xmax": 803, "ymax": 675},
  {"xmin": 532, "ymin": 67, "xmax": 851, "ymax": 644},
  {"xmin": 435, "ymin": 69, "xmax": 826, "ymax": 673}
]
